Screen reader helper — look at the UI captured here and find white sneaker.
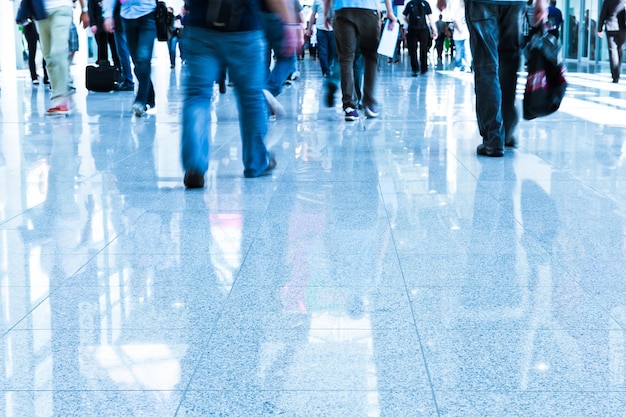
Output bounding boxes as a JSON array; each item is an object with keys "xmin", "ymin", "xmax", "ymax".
[{"xmin": 262, "ymin": 89, "xmax": 285, "ymax": 118}]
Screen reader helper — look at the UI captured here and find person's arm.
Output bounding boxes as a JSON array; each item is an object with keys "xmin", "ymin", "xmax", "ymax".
[
  {"xmin": 76, "ymin": 0, "xmax": 90, "ymax": 28},
  {"xmin": 265, "ymin": 0, "xmax": 304, "ymax": 55},
  {"xmin": 383, "ymin": 0, "xmax": 397, "ymax": 29},
  {"xmin": 306, "ymin": 2, "xmax": 317, "ymax": 37},
  {"xmin": 323, "ymin": 0, "xmax": 333, "ymax": 30},
  {"xmin": 102, "ymin": 0, "xmax": 117, "ymax": 33},
  {"xmin": 533, "ymin": 0, "xmax": 548, "ymax": 25}
]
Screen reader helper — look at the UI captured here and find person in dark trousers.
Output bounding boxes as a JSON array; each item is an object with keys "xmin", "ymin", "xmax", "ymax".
[
  {"xmin": 20, "ymin": 18, "xmax": 50, "ymax": 85},
  {"xmin": 598, "ymin": 0, "xmax": 626, "ymax": 83},
  {"xmin": 88, "ymin": 0, "xmax": 121, "ymax": 67},
  {"xmin": 439, "ymin": 0, "xmax": 547, "ymax": 157},
  {"xmin": 546, "ymin": 0, "xmax": 563, "ymax": 39},
  {"xmin": 403, "ymin": 0, "xmax": 437, "ymax": 76}
]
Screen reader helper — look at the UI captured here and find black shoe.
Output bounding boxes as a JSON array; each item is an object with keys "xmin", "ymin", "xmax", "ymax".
[
  {"xmin": 184, "ymin": 171, "xmax": 205, "ymax": 188},
  {"xmin": 117, "ymin": 82, "xmax": 135, "ymax": 91},
  {"xmin": 505, "ymin": 137, "xmax": 517, "ymax": 148},
  {"xmin": 244, "ymin": 155, "xmax": 276, "ymax": 178},
  {"xmin": 411, "ymin": 72, "xmax": 418, "ymax": 77},
  {"xmin": 476, "ymin": 144, "xmax": 504, "ymax": 157},
  {"xmin": 325, "ymin": 83, "xmax": 337, "ymax": 107}
]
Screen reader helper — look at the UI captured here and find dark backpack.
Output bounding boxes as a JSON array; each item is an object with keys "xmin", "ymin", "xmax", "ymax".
[
  {"xmin": 407, "ymin": 0, "xmax": 428, "ymax": 30},
  {"xmin": 155, "ymin": 1, "xmax": 169, "ymax": 41},
  {"xmin": 205, "ymin": 0, "xmax": 249, "ymax": 31}
]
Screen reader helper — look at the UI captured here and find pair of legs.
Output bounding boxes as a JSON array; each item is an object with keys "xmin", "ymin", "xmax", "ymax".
[
  {"xmin": 316, "ymin": 28, "xmax": 336, "ymax": 77},
  {"xmin": 407, "ymin": 27, "xmax": 431, "ymax": 74},
  {"xmin": 262, "ymin": 12, "xmax": 297, "ymax": 97},
  {"xmin": 123, "ymin": 13, "xmax": 156, "ymax": 112},
  {"xmin": 167, "ymin": 35, "xmax": 184, "ymax": 67},
  {"xmin": 333, "ymin": 8, "xmax": 380, "ymax": 111},
  {"xmin": 466, "ymin": 0, "xmax": 524, "ymax": 156},
  {"xmin": 36, "ymin": 6, "xmax": 73, "ymax": 105},
  {"xmin": 23, "ymin": 23, "xmax": 49, "ymax": 83},
  {"xmin": 95, "ymin": 29, "xmax": 120, "ymax": 67},
  {"xmin": 181, "ymin": 27, "xmax": 273, "ymax": 181}
]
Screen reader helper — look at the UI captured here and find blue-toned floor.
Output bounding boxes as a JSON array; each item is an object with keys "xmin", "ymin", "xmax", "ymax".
[{"xmin": 1, "ymin": 48, "xmax": 626, "ymax": 416}]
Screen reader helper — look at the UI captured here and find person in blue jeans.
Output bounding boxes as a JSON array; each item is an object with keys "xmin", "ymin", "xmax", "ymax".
[
  {"xmin": 112, "ymin": 2, "xmax": 134, "ymax": 91},
  {"xmin": 179, "ymin": 0, "xmax": 302, "ymax": 188},
  {"xmin": 440, "ymin": 0, "xmax": 546, "ymax": 156},
  {"xmin": 103, "ymin": 0, "xmax": 156, "ymax": 117}
]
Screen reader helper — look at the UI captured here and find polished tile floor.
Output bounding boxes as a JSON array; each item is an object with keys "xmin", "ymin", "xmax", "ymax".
[{"xmin": 1, "ymin": 49, "xmax": 626, "ymax": 416}]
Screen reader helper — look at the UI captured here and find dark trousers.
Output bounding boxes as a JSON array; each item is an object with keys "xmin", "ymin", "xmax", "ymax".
[
  {"xmin": 466, "ymin": 0, "xmax": 524, "ymax": 152},
  {"xmin": 23, "ymin": 23, "xmax": 48, "ymax": 81},
  {"xmin": 95, "ymin": 29, "xmax": 120, "ymax": 66},
  {"xmin": 606, "ymin": 30, "xmax": 626, "ymax": 82},
  {"xmin": 333, "ymin": 8, "xmax": 380, "ymax": 109},
  {"xmin": 317, "ymin": 28, "xmax": 336, "ymax": 76},
  {"xmin": 407, "ymin": 27, "xmax": 431, "ymax": 73}
]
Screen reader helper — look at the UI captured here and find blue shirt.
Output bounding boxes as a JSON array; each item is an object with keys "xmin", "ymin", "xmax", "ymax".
[{"xmin": 102, "ymin": 0, "xmax": 156, "ymax": 20}]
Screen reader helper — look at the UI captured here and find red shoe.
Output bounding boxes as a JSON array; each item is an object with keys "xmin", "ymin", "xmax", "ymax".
[{"xmin": 46, "ymin": 100, "xmax": 71, "ymax": 116}]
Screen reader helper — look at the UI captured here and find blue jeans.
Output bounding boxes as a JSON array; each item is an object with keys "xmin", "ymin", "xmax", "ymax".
[
  {"xmin": 123, "ymin": 13, "xmax": 156, "ymax": 107},
  {"xmin": 454, "ymin": 38, "xmax": 467, "ymax": 70},
  {"xmin": 114, "ymin": 29, "xmax": 134, "ymax": 86},
  {"xmin": 316, "ymin": 28, "xmax": 335, "ymax": 76},
  {"xmin": 167, "ymin": 35, "xmax": 181, "ymax": 66},
  {"xmin": 181, "ymin": 27, "xmax": 271, "ymax": 177},
  {"xmin": 262, "ymin": 12, "xmax": 297, "ymax": 97},
  {"xmin": 466, "ymin": 0, "xmax": 524, "ymax": 151}
]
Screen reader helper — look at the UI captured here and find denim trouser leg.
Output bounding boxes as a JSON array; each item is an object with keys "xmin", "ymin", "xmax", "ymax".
[
  {"xmin": 182, "ymin": 27, "xmax": 270, "ymax": 177},
  {"xmin": 168, "ymin": 36, "xmax": 179, "ymax": 66},
  {"xmin": 317, "ymin": 29, "xmax": 335, "ymax": 76},
  {"xmin": 263, "ymin": 12, "xmax": 296, "ymax": 97},
  {"xmin": 466, "ymin": 1, "xmax": 523, "ymax": 150},
  {"xmin": 123, "ymin": 14, "xmax": 156, "ymax": 107},
  {"xmin": 454, "ymin": 39, "xmax": 465, "ymax": 69},
  {"xmin": 334, "ymin": 8, "xmax": 380, "ymax": 109},
  {"xmin": 114, "ymin": 30, "xmax": 134, "ymax": 85},
  {"xmin": 36, "ymin": 6, "xmax": 72, "ymax": 100}
]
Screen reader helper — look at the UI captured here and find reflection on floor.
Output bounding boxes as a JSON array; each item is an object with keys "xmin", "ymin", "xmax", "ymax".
[{"xmin": 1, "ymin": 52, "xmax": 626, "ymax": 416}]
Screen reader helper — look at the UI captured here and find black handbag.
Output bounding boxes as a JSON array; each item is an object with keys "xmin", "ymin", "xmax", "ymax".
[{"xmin": 523, "ymin": 26, "xmax": 567, "ymax": 120}]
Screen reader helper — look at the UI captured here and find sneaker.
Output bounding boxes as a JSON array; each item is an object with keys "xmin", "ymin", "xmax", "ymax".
[
  {"xmin": 262, "ymin": 89, "xmax": 285, "ymax": 118},
  {"xmin": 244, "ymin": 155, "xmax": 277, "ymax": 178},
  {"xmin": 344, "ymin": 107, "xmax": 359, "ymax": 121},
  {"xmin": 32, "ymin": 79, "xmax": 40, "ymax": 85},
  {"xmin": 132, "ymin": 102, "xmax": 147, "ymax": 117},
  {"xmin": 117, "ymin": 82, "xmax": 135, "ymax": 91},
  {"xmin": 289, "ymin": 71, "xmax": 300, "ymax": 81},
  {"xmin": 184, "ymin": 171, "xmax": 205, "ymax": 189},
  {"xmin": 364, "ymin": 104, "xmax": 379, "ymax": 119},
  {"xmin": 45, "ymin": 98, "xmax": 71, "ymax": 116}
]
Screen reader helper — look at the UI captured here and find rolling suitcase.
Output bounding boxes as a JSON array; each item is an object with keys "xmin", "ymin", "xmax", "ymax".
[{"xmin": 85, "ymin": 61, "xmax": 121, "ymax": 92}]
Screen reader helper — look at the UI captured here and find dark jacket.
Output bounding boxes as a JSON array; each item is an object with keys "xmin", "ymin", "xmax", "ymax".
[
  {"xmin": 598, "ymin": 0, "xmax": 626, "ymax": 32},
  {"xmin": 16, "ymin": 0, "xmax": 47, "ymax": 23},
  {"xmin": 184, "ymin": 0, "xmax": 262, "ymax": 31}
]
